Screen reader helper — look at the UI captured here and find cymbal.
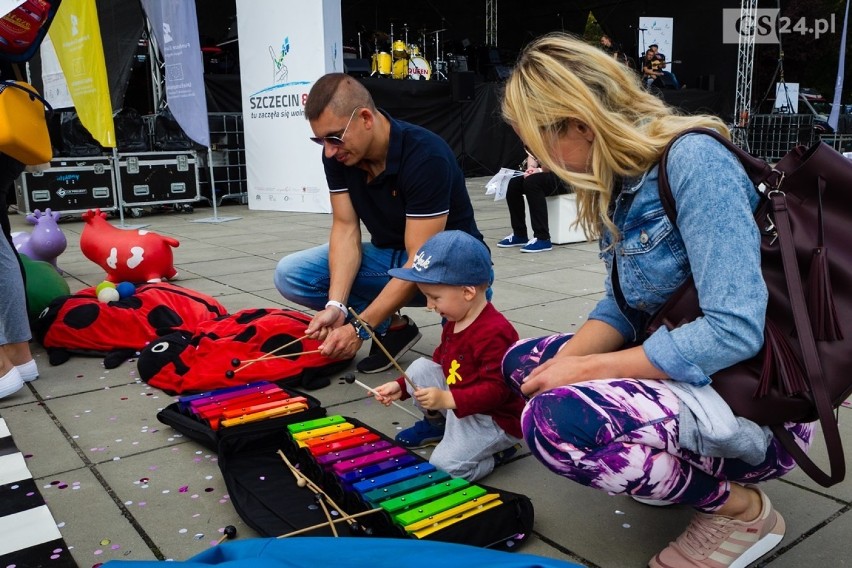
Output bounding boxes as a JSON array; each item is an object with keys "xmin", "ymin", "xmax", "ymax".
[
  {"xmin": 425, "ymin": 28, "xmax": 448, "ymax": 34},
  {"xmin": 370, "ymin": 30, "xmax": 389, "ymax": 41}
]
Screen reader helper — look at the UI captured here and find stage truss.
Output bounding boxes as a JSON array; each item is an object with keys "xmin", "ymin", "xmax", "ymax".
[
  {"xmin": 732, "ymin": 0, "xmax": 757, "ymax": 148},
  {"xmin": 486, "ymin": 0, "xmax": 497, "ymax": 46}
]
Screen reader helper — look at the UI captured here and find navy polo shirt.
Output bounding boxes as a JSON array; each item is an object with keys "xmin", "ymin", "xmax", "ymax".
[{"xmin": 322, "ymin": 111, "xmax": 483, "ymax": 250}]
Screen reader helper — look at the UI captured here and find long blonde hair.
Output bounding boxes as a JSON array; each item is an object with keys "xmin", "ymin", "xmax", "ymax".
[{"xmin": 502, "ymin": 33, "xmax": 729, "ymax": 240}]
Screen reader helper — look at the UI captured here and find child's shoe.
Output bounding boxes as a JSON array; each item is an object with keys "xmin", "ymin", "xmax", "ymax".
[
  {"xmin": 396, "ymin": 417, "xmax": 445, "ymax": 448},
  {"xmin": 493, "ymin": 443, "xmax": 521, "ymax": 467}
]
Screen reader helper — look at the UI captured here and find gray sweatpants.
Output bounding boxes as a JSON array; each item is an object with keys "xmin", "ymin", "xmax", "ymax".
[
  {"xmin": 403, "ymin": 357, "xmax": 520, "ymax": 481},
  {"xmin": 0, "ymin": 236, "xmax": 30, "ymax": 345}
]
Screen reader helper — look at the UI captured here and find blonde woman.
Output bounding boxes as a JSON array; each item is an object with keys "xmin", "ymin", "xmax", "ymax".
[{"xmin": 500, "ymin": 33, "xmax": 813, "ymax": 568}]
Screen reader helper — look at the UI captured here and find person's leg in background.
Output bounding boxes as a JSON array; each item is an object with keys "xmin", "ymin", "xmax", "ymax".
[
  {"xmin": 496, "ymin": 175, "xmax": 528, "ymax": 248},
  {"xmin": 519, "ymin": 172, "xmax": 571, "ymax": 253}
]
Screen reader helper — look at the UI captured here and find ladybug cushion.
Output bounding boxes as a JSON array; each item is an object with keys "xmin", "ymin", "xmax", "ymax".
[
  {"xmin": 33, "ymin": 282, "xmax": 228, "ymax": 368},
  {"xmin": 136, "ymin": 308, "xmax": 352, "ymax": 394}
]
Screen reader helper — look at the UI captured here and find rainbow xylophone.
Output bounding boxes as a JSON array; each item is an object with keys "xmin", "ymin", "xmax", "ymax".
[{"xmin": 282, "ymin": 414, "xmax": 533, "ymax": 548}]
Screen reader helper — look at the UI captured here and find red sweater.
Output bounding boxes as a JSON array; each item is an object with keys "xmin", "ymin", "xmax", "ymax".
[{"xmin": 397, "ymin": 303, "xmax": 524, "ymax": 439}]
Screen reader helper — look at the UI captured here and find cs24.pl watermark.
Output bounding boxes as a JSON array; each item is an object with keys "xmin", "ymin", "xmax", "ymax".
[{"xmin": 723, "ymin": 8, "xmax": 836, "ymax": 44}]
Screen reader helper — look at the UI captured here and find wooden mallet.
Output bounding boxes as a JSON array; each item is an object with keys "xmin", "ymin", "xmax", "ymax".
[
  {"xmin": 225, "ymin": 333, "xmax": 310, "ymax": 378},
  {"xmin": 342, "ymin": 372, "xmax": 421, "ymax": 419},
  {"xmin": 215, "ymin": 525, "xmax": 237, "ymax": 545},
  {"xmin": 348, "ymin": 308, "xmax": 417, "ymax": 391}
]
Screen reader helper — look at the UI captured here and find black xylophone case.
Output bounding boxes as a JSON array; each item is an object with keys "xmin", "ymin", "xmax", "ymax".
[
  {"xmin": 156, "ymin": 385, "xmax": 325, "ymax": 452},
  {"xmin": 216, "ymin": 415, "xmax": 534, "ymax": 551}
]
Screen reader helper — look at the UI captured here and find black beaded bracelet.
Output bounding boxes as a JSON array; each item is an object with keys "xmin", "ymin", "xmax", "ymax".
[{"xmin": 349, "ymin": 319, "xmax": 372, "ymax": 340}]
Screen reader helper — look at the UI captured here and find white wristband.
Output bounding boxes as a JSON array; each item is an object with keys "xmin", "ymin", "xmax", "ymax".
[{"xmin": 325, "ymin": 300, "xmax": 348, "ymax": 318}]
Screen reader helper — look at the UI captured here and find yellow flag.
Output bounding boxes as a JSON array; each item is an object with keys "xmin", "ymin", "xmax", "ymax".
[{"xmin": 48, "ymin": 0, "xmax": 115, "ymax": 148}]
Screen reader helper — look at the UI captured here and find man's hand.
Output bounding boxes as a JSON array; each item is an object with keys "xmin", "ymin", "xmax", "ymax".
[
  {"xmin": 318, "ymin": 322, "xmax": 363, "ymax": 360},
  {"xmin": 306, "ymin": 307, "xmax": 345, "ymax": 341},
  {"xmin": 414, "ymin": 387, "xmax": 454, "ymax": 411}
]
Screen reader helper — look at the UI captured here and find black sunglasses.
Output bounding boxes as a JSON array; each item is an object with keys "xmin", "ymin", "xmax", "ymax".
[{"xmin": 310, "ymin": 107, "xmax": 362, "ymax": 146}]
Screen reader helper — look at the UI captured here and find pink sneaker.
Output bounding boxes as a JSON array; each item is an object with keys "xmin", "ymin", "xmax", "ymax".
[{"xmin": 649, "ymin": 487, "xmax": 784, "ymax": 568}]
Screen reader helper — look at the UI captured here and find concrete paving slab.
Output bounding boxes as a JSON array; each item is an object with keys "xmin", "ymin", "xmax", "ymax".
[
  {"xmin": 34, "ymin": 466, "xmax": 157, "ymax": 566},
  {"xmin": 95, "ymin": 444, "xmax": 258, "ymax": 561},
  {"xmin": 0, "ymin": 400, "xmax": 85, "ymax": 478}
]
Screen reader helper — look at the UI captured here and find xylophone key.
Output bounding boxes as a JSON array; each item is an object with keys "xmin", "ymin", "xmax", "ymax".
[
  {"xmin": 361, "ymin": 469, "xmax": 452, "ymax": 506},
  {"xmin": 306, "ymin": 430, "xmax": 382, "ymax": 457},
  {"xmin": 286, "ymin": 415, "xmax": 346, "ymax": 435},
  {"xmin": 352, "ymin": 462, "xmax": 438, "ymax": 495},
  {"xmin": 336, "ymin": 454, "xmax": 421, "ymax": 486},
  {"xmin": 393, "ymin": 485, "xmax": 488, "ymax": 527},
  {"xmin": 408, "ymin": 495, "xmax": 503, "ymax": 537},
  {"xmin": 291, "ymin": 422, "xmax": 356, "ymax": 443},
  {"xmin": 316, "ymin": 440, "xmax": 394, "ymax": 466},
  {"xmin": 379, "ymin": 478, "xmax": 470, "ymax": 515},
  {"xmin": 332, "ymin": 446, "xmax": 408, "ymax": 476}
]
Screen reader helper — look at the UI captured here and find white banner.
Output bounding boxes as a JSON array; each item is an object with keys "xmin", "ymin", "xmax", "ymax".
[
  {"xmin": 39, "ymin": 34, "xmax": 74, "ymax": 109},
  {"xmin": 236, "ymin": 0, "xmax": 342, "ymax": 213},
  {"xmin": 638, "ymin": 17, "xmax": 675, "ymax": 73}
]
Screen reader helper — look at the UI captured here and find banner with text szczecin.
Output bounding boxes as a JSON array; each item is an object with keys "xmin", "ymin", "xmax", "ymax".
[{"xmin": 236, "ymin": 0, "xmax": 342, "ymax": 213}]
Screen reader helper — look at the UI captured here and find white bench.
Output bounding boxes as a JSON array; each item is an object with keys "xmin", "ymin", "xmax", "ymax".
[{"xmin": 524, "ymin": 194, "xmax": 586, "ymax": 244}]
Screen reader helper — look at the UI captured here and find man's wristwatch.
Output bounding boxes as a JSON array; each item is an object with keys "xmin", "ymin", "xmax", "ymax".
[{"xmin": 349, "ymin": 319, "xmax": 372, "ymax": 341}]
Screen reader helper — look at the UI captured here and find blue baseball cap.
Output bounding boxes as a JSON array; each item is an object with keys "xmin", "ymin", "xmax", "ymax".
[{"xmin": 388, "ymin": 231, "xmax": 492, "ymax": 286}]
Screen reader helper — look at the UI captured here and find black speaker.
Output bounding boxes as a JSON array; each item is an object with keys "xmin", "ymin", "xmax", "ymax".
[
  {"xmin": 344, "ymin": 58, "xmax": 371, "ymax": 78},
  {"xmin": 451, "ymin": 71, "xmax": 475, "ymax": 102}
]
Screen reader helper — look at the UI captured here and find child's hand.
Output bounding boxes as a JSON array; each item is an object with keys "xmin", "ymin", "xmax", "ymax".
[
  {"xmin": 373, "ymin": 381, "xmax": 402, "ymax": 406},
  {"xmin": 414, "ymin": 387, "xmax": 454, "ymax": 411}
]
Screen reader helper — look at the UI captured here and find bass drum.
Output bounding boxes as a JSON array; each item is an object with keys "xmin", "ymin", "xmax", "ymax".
[
  {"xmin": 407, "ymin": 56, "xmax": 431, "ymax": 80},
  {"xmin": 392, "ymin": 57, "xmax": 409, "ymax": 79},
  {"xmin": 371, "ymin": 52, "xmax": 392, "ymax": 76}
]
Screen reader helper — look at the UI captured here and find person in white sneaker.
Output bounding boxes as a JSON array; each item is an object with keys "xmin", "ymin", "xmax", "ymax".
[
  {"xmin": 1, "ymin": 153, "xmax": 39, "ymax": 398},
  {"xmin": 500, "ymin": 33, "xmax": 813, "ymax": 568}
]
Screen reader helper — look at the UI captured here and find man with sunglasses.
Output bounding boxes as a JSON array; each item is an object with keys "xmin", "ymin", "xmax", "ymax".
[{"xmin": 274, "ymin": 73, "xmax": 484, "ymax": 387}]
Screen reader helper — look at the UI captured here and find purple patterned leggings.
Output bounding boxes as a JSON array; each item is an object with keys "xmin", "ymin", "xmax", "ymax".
[{"xmin": 502, "ymin": 334, "xmax": 815, "ymax": 512}]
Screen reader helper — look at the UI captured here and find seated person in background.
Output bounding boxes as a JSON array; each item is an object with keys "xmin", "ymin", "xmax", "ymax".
[
  {"xmin": 373, "ymin": 231, "xmax": 524, "ymax": 481},
  {"xmin": 642, "ymin": 49, "xmax": 663, "ymax": 87},
  {"xmin": 649, "ymin": 44, "xmax": 680, "ymax": 89},
  {"xmin": 497, "ymin": 148, "xmax": 573, "ymax": 253}
]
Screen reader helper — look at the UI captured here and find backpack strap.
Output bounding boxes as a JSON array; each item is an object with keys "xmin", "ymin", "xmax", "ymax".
[
  {"xmin": 656, "ymin": 127, "xmax": 772, "ymax": 222},
  {"xmin": 657, "ymin": 128, "xmax": 845, "ymax": 487}
]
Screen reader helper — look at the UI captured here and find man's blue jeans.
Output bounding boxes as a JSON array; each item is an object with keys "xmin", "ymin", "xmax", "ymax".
[{"xmin": 274, "ymin": 243, "xmax": 424, "ymax": 334}]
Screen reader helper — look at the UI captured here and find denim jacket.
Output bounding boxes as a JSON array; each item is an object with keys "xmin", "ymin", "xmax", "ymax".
[{"xmin": 588, "ymin": 133, "xmax": 767, "ymax": 386}]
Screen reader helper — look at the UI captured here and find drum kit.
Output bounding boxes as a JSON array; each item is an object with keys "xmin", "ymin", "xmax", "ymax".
[{"xmin": 362, "ymin": 23, "xmax": 447, "ymax": 81}]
